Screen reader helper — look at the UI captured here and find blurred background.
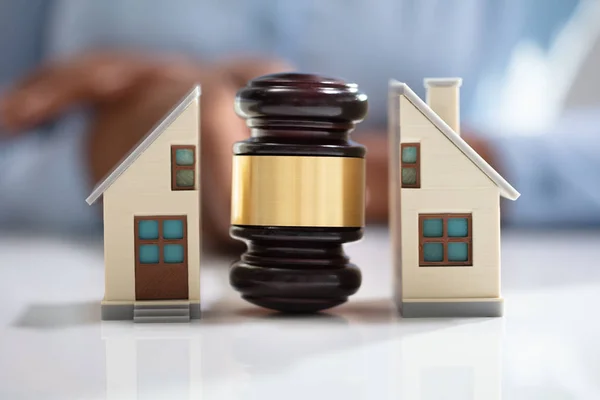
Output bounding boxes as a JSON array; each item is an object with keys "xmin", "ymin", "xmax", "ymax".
[{"xmin": 0, "ymin": 0, "xmax": 599, "ymax": 247}]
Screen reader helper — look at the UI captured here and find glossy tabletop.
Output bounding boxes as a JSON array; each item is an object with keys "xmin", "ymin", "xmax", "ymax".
[{"xmin": 0, "ymin": 227, "xmax": 599, "ymax": 400}]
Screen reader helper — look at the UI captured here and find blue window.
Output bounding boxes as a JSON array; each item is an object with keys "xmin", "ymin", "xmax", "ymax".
[
  {"xmin": 423, "ymin": 218, "xmax": 443, "ymax": 237},
  {"xmin": 420, "ymin": 214, "xmax": 472, "ymax": 266},
  {"xmin": 139, "ymin": 245, "xmax": 159, "ymax": 264},
  {"xmin": 136, "ymin": 217, "xmax": 187, "ymax": 265},
  {"xmin": 164, "ymin": 245, "xmax": 184, "ymax": 263},
  {"xmin": 175, "ymin": 149, "xmax": 194, "ymax": 165},
  {"xmin": 172, "ymin": 146, "xmax": 196, "ymax": 190},
  {"xmin": 448, "ymin": 218, "xmax": 469, "ymax": 237},
  {"xmin": 176, "ymin": 170, "xmax": 194, "ymax": 188},
  {"xmin": 402, "ymin": 168, "xmax": 417, "ymax": 186},
  {"xmin": 402, "ymin": 146, "xmax": 418, "ymax": 163},
  {"xmin": 138, "ymin": 220, "xmax": 159, "ymax": 240},
  {"xmin": 401, "ymin": 143, "xmax": 420, "ymax": 188},
  {"xmin": 423, "ymin": 243, "xmax": 444, "ymax": 262},
  {"xmin": 448, "ymin": 243, "xmax": 469, "ymax": 262},
  {"xmin": 163, "ymin": 220, "xmax": 184, "ymax": 239}
]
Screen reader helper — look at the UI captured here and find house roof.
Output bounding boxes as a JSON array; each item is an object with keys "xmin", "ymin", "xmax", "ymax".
[
  {"xmin": 389, "ymin": 80, "xmax": 520, "ymax": 201},
  {"xmin": 86, "ymin": 85, "xmax": 201, "ymax": 205}
]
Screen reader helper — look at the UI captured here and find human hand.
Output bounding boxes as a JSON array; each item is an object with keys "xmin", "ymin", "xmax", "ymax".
[{"xmin": 0, "ymin": 52, "xmax": 293, "ymax": 249}]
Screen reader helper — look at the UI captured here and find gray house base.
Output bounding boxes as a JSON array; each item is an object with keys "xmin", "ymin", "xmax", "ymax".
[
  {"xmin": 101, "ymin": 303, "xmax": 201, "ymax": 322},
  {"xmin": 400, "ymin": 299, "xmax": 503, "ymax": 318}
]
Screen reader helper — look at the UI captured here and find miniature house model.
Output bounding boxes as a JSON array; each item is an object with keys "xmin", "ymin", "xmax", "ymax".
[
  {"xmin": 388, "ymin": 78, "xmax": 520, "ymax": 318},
  {"xmin": 86, "ymin": 86, "xmax": 201, "ymax": 322}
]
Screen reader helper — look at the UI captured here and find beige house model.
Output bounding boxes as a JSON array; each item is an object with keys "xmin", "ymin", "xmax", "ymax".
[
  {"xmin": 86, "ymin": 86, "xmax": 201, "ymax": 323},
  {"xmin": 388, "ymin": 78, "xmax": 520, "ymax": 318}
]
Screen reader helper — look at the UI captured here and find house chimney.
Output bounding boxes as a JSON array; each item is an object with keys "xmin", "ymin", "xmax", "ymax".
[{"xmin": 424, "ymin": 78, "xmax": 462, "ymax": 135}]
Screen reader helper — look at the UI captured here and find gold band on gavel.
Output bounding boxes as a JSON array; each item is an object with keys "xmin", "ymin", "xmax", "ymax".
[{"xmin": 231, "ymin": 155, "xmax": 366, "ymax": 227}]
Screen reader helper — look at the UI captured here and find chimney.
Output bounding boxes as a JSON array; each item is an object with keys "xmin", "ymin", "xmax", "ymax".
[{"xmin": 424, "ymin": 78, "xmax": 462, "ymax": 135}]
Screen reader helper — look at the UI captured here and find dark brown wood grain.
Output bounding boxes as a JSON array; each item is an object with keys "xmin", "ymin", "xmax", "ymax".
[{"xmin": 229, "ymin": 73, "xmax": 368, "ymax": 313}]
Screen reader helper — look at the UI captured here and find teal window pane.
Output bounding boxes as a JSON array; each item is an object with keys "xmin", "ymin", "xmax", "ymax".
[
  {"xmin": 423, "ymin": 218, "xmax": 443, "ymax": 237},
  {"xmin": 402, "ymin": 146, "xmax": 418, "ymax": 163},
  {"xmin": 448, "ymin": 218, "xmax": 469, "ymax": 237},
  {"xmin": 139, "ymin": 245, "xmax": 159, "ymax": 264},
  {"xmin": 402, "ymin": 168, "xmax": 417, "ymax": 185},
  {"xmin": 175, "ymin": 149, "xmax": 194, "ymax": 166},
  {"xmin": 163, "ymin": 220, "xmax": 184, "ymax": 239},
  {"xmin": 138, "ymin": 220, "xmax": 159, "ymax": 240},
  {"xmin": 448, "ymin": 242, "xmax": 469, "ymax": 262},
  {"xmin": 176, "ymin": 170, "xmax": 194, "ymax": 187},
  {"xmin": 164, "ymin": 244, "xmax": 184, "ymax": 263},
  {"xmin": 423, "ymin": 243, "xmax": 444, "ymax": 262}
]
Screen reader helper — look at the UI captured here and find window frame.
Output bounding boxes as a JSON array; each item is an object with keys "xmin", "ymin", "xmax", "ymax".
[
  {"xmin": 171, "ymin": 145, "xmax": 196, "ymax": 191},
  {"xmin": 401, "ymin": 142, "xmax": 421, "ymax": 188},
  {"xmin": 419, "ymin": 213, "xmax": 472, "ymax": 266},
  {"xmin": 134, "ymin": 215, "xmax": 188, "ymax": 268}
]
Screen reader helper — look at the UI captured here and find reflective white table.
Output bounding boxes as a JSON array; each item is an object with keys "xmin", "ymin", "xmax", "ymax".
[{"xmin": 0, "ymin": 227, "xmax": 599, "ymax": 400}]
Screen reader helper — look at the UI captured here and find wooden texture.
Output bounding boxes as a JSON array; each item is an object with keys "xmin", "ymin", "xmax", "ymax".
[
  {"xmin": 229, "ymin": 73, "xmax": 368, "ymax": 313},
  {"xmin": 134, "ymin": 216, "xmax": 189, "ymax": 300}
]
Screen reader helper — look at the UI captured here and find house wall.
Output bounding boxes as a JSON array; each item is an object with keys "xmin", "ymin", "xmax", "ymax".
[
  {"xmin": 399, "ymin": 95, "xmax": 501, "ymax": 299},
  {"xmin": 102, "ymin": 101, "xmax": 200, "ymax": 303}
]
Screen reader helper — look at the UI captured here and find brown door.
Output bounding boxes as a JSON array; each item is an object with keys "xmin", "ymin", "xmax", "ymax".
[{"xmin": 134, "ymin": 215, "xmax": 189, "ymax": 300}]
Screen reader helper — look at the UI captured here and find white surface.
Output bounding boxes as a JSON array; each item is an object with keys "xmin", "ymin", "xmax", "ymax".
[{"xmin": 0, "ymin": 227, "xmax": 599, "ymax": 400}]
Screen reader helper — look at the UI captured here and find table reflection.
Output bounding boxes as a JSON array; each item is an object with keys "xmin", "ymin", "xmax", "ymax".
[
  {"xmin": 101, "ymin": 323, "xmax": 201, "ymax": 400},
  {"xmin": 397, "ymin": 319, "xmax": 503, "ymax": 399},
  {"xmin": 100, "ymin": 309, "xmax": 503, "ymax": 400}
]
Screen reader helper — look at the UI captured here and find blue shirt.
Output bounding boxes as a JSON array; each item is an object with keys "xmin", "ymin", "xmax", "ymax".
[{"xmin": 0, "ymin": 0, "xmax": 597, "ymax": 231}]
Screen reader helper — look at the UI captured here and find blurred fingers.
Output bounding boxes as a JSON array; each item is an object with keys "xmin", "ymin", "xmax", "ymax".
[{"xmin": 0, "ymin": 53, "xmax": 163, "ymax": 132}]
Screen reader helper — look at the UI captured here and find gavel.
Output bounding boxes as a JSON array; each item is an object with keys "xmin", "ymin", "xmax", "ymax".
[{"xmin": 229, "ymin": 73, "xmax": 368, "ymax": 313}]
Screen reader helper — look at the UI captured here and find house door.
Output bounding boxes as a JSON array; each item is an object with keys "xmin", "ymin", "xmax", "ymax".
[{"xmin": 134, "ymin": 216, "xmax": 189, "ymax": 300}]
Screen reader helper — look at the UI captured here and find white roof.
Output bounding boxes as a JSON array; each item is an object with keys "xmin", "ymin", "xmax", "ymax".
[
  {"xmin": 390, "ymin": 80, "xmax": 520, "ymax": 201},
  {"xmin": 86, "ymin": 85, "xmax": 201, "ymax": 205}
]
